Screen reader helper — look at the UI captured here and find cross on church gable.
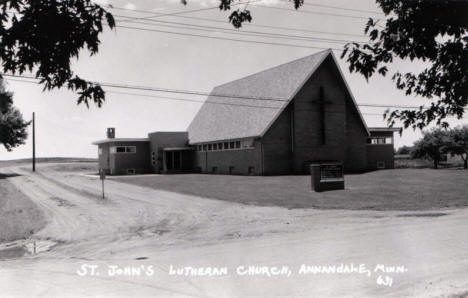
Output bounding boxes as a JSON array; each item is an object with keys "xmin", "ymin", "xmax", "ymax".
[{"xmin": 311, "ymin": 86, "xmax": 333, "ymax": 145}]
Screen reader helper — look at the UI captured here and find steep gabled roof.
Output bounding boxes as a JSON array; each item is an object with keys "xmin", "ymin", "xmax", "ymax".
[{"xmin": 188, "ymin": 49, "xmax": 369, "ymax": 144}]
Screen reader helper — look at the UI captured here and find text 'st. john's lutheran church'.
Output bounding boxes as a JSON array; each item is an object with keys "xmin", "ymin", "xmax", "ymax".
[{"xmin": 93, "ymin": 49, "xmax": 400, "ymax": 175}]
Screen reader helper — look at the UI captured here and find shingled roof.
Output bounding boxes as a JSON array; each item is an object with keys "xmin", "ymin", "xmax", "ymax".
[{"xmin": 188, "ymin": 49, "xmax": 368, "ymax": 144}]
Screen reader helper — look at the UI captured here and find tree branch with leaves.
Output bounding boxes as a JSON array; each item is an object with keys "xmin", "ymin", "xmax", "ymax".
[
  {"xmin": 0, "ymin": 0, "xmax": 115, "ymax": 107},
  {"xmin": 341, "ymin": 0, "xmax": 468, "ymax": 130}
]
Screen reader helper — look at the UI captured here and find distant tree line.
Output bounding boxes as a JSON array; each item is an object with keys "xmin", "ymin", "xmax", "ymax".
[{"xmin": 400, "ymin": 126, "xmax": 468, "ymax": 169}]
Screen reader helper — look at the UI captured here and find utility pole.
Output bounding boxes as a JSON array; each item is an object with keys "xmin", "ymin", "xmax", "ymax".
[{"xmin": 32, "ymin": 112, "xmax": 36, "ymax": 172}]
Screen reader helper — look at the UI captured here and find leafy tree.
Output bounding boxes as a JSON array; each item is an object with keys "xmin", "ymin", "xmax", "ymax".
[
  {"xmin": 445, "ymin": 125, "xmax": 468, "ymax": 169},
  {"xmin": 0, "ymin": 0, "xmax": 115, "ymax": 107},
  {"xmin": 341, "ymin": 0, "xmax": 468, "ymax": 130},
  {"xmin": 411, "ymin": 128, "xmax": 449, "ymax": 169},
  {"xmin": 0, "ymin": 80, "xmax": 29, "ymax": 151},
  {"xmin": 396, "ymin": 145, "xmax": 412, "ymax": 155}
]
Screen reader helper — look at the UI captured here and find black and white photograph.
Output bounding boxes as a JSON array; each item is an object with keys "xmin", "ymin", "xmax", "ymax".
[{"xmin": 0, "ymin": 0, "xmax": 467, "ymax": 297}]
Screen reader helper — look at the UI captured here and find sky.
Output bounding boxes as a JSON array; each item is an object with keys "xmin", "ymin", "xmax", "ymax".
[{"xmin": 1, "ymin": 0, "xmax": 466, "ymax": 160}]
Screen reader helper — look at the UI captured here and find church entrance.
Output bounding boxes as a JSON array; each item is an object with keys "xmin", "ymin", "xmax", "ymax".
[{"xmin": 162, "ymin": 147, "xmax": 193, "ymax": 173}]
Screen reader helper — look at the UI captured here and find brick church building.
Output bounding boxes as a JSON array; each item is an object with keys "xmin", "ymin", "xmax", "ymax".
[{"xmin": 94, "ymin": 49, "xmax": 400, "ymax": 175}]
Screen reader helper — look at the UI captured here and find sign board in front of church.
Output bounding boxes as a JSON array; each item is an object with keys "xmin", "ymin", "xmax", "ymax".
[{"xmin": 319, "ymin": 164, "xmax": 344, "ymax": 182}]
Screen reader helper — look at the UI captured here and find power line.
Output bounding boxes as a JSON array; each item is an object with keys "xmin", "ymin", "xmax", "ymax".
[
  {"xmin": 250, "ymin": 4, "xmax": 378, "ymax": 21},
  {"xmin": 112, "ymin": 5, "xmax": 377, "ymax": 48},
  {"xmin": 177, "ymin": 14, "xmax": 365, "ymax": 37},
  {"xmin": 113, "ymin": 16, "xmax": 364, "ymax": 44},
  {"xmin": 5, "ymin": 77, "xmax": 433, "ymax": 116},
  {"xmin": 110, "ymin": 2, "xmax": 383, "ymax": 17},
  {"xmin": 109, "ymin": 6, "xmax": 366, "ymax": 38},
  {"xmin": 111, "ymin": 5, "xmax": 218, "ymax": 21},
  {"xmin": 3, "ymin": 76, "xmax": 283, "ymax": 109},
  {"xmin": 6, "ymin": 75, "xmax": 467, "ymax": 112},
  {"xmin": 113, "ymin": 0, "xmax": 259, "ymax": 22},
  {"xmin": 114, "ymin": 24, "xmax": 344, "ymax": 51},
  {"xmin": 5, "ymin": 77, "xmax": 419, "ymax": 117},
  {"xmin": 3, "ymin": 74, "xmax": 289, "ymax": 102},
  {"xmin": 279, "ymin": 0, "xmax": 384, "ymax": 15},
  {"xmin": 106, "ymin": 90, "xmax": 282, "ymax": 109}
]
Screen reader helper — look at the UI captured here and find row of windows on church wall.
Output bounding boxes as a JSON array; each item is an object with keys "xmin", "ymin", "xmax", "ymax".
[
  {"xmin": 197, "ymin": 139, "xmax": 254, "ymax": 152},
  {"xmin": 367, "ymin": 137, "xmax": 393, "ymax": 145}
]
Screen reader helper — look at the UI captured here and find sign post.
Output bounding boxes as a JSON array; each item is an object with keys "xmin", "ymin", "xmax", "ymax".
[{"xmin": 99, "ymin": 169, "xmax": 106, "ymax": 199}]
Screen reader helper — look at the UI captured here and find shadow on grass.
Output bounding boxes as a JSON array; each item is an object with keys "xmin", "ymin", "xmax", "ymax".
[
  {"xmin": 396, "ymin": 212, "xmax": 448, "ymax": 218},
  {"xmin": 0, "ymin": 173, "xmax": 21, "ymax": 179},
  {"xmin": 0, "ymin": 246, "xmax": 26, "ymax": 260}
]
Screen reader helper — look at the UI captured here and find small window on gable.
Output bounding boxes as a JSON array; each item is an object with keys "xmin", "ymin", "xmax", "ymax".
[
  {"xmin": 116, "ymin": 147, "xmax": 126, "ymax": 153},
  {"xmin": 126, "ymin": 146, "xmax": 136, "ymax": 153}
]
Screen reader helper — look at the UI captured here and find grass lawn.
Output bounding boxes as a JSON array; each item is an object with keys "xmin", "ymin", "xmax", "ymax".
[
  {"xmin": 114, "ymin": 168, "xmax": 468, "ymax": 211},
  {"xmin": 0, "ymin": 174, "xmax": 46, "ymax": 242}
]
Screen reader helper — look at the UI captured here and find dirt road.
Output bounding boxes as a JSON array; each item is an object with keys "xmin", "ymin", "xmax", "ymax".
[{"xmin": 1, "ymin": 163, "xmax": 467, "ymax": 297}]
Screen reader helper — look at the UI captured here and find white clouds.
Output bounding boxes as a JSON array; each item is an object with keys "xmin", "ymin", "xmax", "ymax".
[{"xmin": 124, "ymin": 3, "xmax": 136, "ymax": 10}]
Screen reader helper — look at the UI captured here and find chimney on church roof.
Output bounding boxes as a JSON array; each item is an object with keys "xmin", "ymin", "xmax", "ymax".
[{"xmin": 107, "ymin": 127, "xmax": 115, "ymax": 139}]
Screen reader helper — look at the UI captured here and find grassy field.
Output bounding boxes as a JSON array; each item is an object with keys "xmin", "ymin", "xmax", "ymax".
[
  {"xmin": 0, "ymin": 157, "xmax": 97, "ymax": 169},
  {"xmin": 0, "ymin": 174, "xmax": 46, "ymax": 242},
  {"xmin": 114, "ymin": 168, "xmax": 468, "ymax": 211}
]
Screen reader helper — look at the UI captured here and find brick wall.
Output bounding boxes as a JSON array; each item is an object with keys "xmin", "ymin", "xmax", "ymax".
[
  {"xmin": 98, "ymin": 143, "xmax": 110, "ymax": 173},
  {"xmin": 344, "ymin": 96, "xmax": 369, "ymax": 173},
  {"xmin": 262, "ymin": 105, "xmax": 293, "ymax": 175},
  {"xmin": 194, "ymin": 141, "xmax": 262, "ymax": 175},
  {"xmin": 367, "ymin": 131, "xmax": 395, "ymax": 169},
  {"xmin": 261, "ymin": 56, "xmax": 369, "ymax": 174},
  {"xmin": 367, "ymin": 145, "xmax": 395, "ymax": 169},
  {"xmin": 110, "ymin": 141, "xmax": 151, "ymax": 175},
  {"xmin": 148, "ymin": 132, "xmax": 189, "ymax": 173},
  {"xmin": 191, "ymin": 56, "xmax": 371, "ymax": 175},
  {"xmin": 292, "ymin": 57, "xmax": 347, "ymax": 173}
]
